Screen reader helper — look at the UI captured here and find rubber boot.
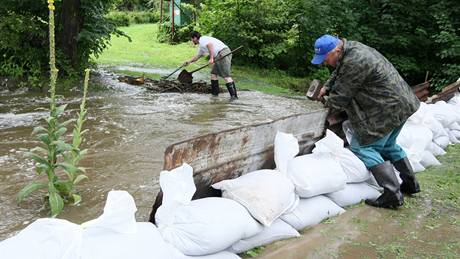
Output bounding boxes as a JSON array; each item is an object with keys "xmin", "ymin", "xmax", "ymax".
[
  {"xmin": 226, "ymin": 82, "xmax": 238, "ymax": 100},
  {"xmin": 365, "ymin": 161, "xmax": 404, "ymax": 209},
  {"xmin": 393, "ymin": 157, "xmax": 420, "ymax": 194},
  {"xmin": 210, "ymin": 80, "xmax": 219, "ymax": 96}
]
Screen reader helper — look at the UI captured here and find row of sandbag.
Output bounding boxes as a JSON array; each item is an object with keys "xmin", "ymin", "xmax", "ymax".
[
  {"xmin": 154, "ymin": 129, "xmax": 385, "ymax": 257},
  {"xmin": 394, "ymin": 94, "xmax": 460, "ymax": 172},
  {"xmin": 0, "ymin": 190, "xmax": 240, "ymax": 259}
]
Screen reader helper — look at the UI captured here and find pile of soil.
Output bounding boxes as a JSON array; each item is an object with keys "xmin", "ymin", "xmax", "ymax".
[{"xmin": 117, "ymin": 75, "xmax": 217, "ymax": 94}]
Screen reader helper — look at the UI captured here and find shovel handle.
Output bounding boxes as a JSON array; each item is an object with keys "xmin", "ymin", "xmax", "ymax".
[
  {"xmin": 189, "ymin": 45, "xmax": 244, "ymax": 74},
  {"xmin": 162, "ymin": 64, "xmax": 186, "ymax": 79}
]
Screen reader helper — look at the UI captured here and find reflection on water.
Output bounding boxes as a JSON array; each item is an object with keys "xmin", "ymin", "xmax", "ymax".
[{"xmin": 0, "ymin": 74, "xmax": 323, "ymax": 240}]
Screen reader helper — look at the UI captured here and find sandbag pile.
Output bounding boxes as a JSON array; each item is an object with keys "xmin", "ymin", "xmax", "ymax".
[{"xmin": 396, "ymin": 94, "xmax": 460, "ymax": 172}]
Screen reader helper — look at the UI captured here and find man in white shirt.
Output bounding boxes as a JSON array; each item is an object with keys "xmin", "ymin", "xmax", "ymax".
[{"xmin": 184, "ymin": 31, "xmax": 238, "ymax": 99}]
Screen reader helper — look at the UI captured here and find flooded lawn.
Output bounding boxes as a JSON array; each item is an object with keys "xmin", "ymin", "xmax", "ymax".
[{"xmin": 0, "ymin": 73, "xmax": 322, "ymax": 240}]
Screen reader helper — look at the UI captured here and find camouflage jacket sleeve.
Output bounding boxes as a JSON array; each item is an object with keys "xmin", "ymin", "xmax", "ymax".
[{"xmin": 324, "ymin": 55, "xmax": 370, "ymax": 110}]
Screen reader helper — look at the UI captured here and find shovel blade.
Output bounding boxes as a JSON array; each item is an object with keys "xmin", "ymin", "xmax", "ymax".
[{"xmin": 178, "ymin": 70, "xmax": 193, "ymax": 84}]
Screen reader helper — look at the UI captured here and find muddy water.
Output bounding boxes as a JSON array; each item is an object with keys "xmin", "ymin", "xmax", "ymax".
[{"xmin": 0, "ymin": 75, "xmax": 322, "ymax": 240}]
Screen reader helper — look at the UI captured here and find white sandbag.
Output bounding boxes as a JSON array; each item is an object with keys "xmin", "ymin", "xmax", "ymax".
[
  {"xmin": 81, "ymin": 190, "xmax": 137, "ymax": 234},
  {"xmin": 397, "ymin": 122, "xmax": 433, "ymax": 167},
  {"xmin": 420, "ymin": 151, "xmax": 441, "ymax": 168},
  {"xmin": 280, "ymin": 196, "xmax": 345, "ymax": 231},
  {"xmin": 326, "ymin": 183, "xmax": 381, "ymax": 207},
  {"xmin": 287, "ymin": 153, "xmax": 347, "ymax": 198},
  {"xmin": 228, "ymin": 219, "xmax": 300, "ymax": 254},
  {"xmin": 190, "ymin": 251, "xmax": 241, "ymax": 259},
  {"xmin": 80, "ymin": 190, "xmax": 187, "ymax": 259},
  {"xmin": 274, "ymin": 131, "xmax": 299, "ymax": 175},
  {"xmin": 81, "ymin": 222, "xmax": 187, "ymax": 259},
  {"xmin": 212, "ymin": 169, "xmax": 298, "ymax": 226},
  {"xmin": 449, "ymin": 130, "xmax": 460, "ymax": 144},
  {"xmin": 313, "ymin": 129, "xmax": 369, "ymax": 183},
  {"xmin": 408, "ymin": 102, "xmax": 449, "ymax": 139},
  {"xmin": 157, "ymin": 197, "xmax": 263, "ymax": 256},
  {"xmin": 155, "ymin": 163, "xmax": 196, "ymax": 226},
  {"xmin": 338, "ymin": 148, "xmax": 369, "ymax": 183},
  {"xmin": 450, "ymin": 122, "xmax": 460, "ymax": 131},
  {"xmin": 434, "ymin": 135, "xmax": 450, "ymax": 149},
  {"xmin": 427, "ymin": 142, "xmax": 446, "ymax": 156},
  {"xmin": 0, "ymin": 218, "xmax": 82, "ymax": 259},
  {"xmin": 410, "ymin": 160, "xmax": 426, "ymax": 173},
  {"xmin": 427, "ymin": 102, "xmax": 459, "ymax": 128},
  {"xmin": 451, "ymin": 130, "xmax": 460, "ymax": 139}
]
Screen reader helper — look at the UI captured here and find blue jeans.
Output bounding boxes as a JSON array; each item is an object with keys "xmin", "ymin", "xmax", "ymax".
[{"xmin": 350, "ymin": 124, "xmax": 407, "ymax": 168}]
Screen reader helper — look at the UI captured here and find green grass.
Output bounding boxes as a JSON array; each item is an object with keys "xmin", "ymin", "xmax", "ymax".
[{"xmin": 95, "ymin": 23, "xmax": 308, "ymax": 95}]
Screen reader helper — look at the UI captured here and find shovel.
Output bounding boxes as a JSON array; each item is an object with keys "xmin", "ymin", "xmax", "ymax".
[
  {"xmin": 178, "ymin": 45, "xmax": 243, "ymax": 84},
  {"xmin": 161, "ymin": 64, "xmax": 187, "ymax": 80}
]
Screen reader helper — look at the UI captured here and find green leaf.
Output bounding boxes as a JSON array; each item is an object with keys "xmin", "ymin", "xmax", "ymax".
[
  {"xmin": 54, "ymin": 140, "xmax": 72, "ymax": 153},
  {"xmin": 46, "ymin": 116, "xmax": 56, "ymax": 125},
  {"xmin": 72, "ymin": 194, "xmax": 82, "ymax": 205},
  {"xmin": 27, "ymin": 152, "xmax": 49, "ymax": 166},
  {"xmin": 17, "ymin": 182, "xmax": 48, "ymax": 203},
  {"xmin": 79, "ymin": 149, "xmax": 88, "ymax": 157},
  {"xmin": 54, "ymin": 180, "xmax": 73, "ymax": 196},
  {"xmin": 57, "ymin": 162, "xmax": 80, "ymax": 175},
  {"xmin": 60, "ymin": 118, "xmax": 76, "ymax": 127},
  {"xmin": 32, "ymin": 126, "xmax": 47, "ymax": 135},
  {"xmin": 55, "ymin": 104, "xmax": 68, "ymax": 117},
  {"xmin": 35, "ymin": 163, "xmax": 50, "ymax": 175},
  {"xmin": 37, "ymin": 133, "xmax": 51, "ymax": 144},
  {"xmin": 73, "ymin": 174, "xmax": 88, "ymax": 185},
  {"xmin": 55, "ymin": 126, "xmax": 67, "ymax": 137},
  {"xmin": 49, "ymin": 190, "xmax": 64, "ymax": 218}
]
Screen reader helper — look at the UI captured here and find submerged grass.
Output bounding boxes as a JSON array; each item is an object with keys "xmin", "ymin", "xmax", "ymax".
[{"xmin": 95, "ymin": 24, "xmax": 308, "ymax": 96}]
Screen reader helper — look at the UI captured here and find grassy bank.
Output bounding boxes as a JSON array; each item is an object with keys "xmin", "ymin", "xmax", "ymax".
[{"xmin": 95, "ymin": 23, "xmax": 309, "ymax": 95}]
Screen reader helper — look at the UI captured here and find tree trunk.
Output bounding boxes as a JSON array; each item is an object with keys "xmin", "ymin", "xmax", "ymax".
[{"xmin": 59, "ymin": 0, "xmax": 82, "ymax": 70}]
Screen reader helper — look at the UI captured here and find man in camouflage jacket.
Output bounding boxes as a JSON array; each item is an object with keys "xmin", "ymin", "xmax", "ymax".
[{"xmin": 311, "ymin": 34, "xmax": 421, "ymax": 209}]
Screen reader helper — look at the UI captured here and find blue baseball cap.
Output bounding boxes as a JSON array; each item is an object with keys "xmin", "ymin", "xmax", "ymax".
[{"xmin": 311, "ymin": 35, "xmax": 339, "ymax": 65}]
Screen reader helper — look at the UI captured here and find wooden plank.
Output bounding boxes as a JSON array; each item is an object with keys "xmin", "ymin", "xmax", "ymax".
[{"xmin": 149, "ymin": 109, "xmax": 329, "ymax": 223}]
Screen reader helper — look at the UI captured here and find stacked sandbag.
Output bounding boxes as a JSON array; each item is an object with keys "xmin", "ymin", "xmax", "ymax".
[
  {"xmin": 0, "ymin": 218, "xmax": 82, "ymax": 259},
  {"xmin": 211, "ymin": 166, "xmax": 299, "ymax": 252},
  {"xmin": 311, "ymin": 129, "xmax": 381, "ymax": 207},
  {"xmin": 407, "ymin": 102, "xmax": 449, "ymax": 151},
  {"xmin": 285, "ymin": 131, "xmax": 348, "ymax": 198},
  {"xmin": 427, "ymin": 101, "xmax": 460, "ymax": 144},
  {"xmin": 0, "ymin": 190, "xmax": 198, "ymax": 259},
  {"xmin": 273, "ymin": 131, "xmax": 346, "ymax": 230},
  {"xmin": 155, "ymin": 164, "xmax": 263, "ymax": 256},
  {"xmin": 396, "ymin": 121, "xmax": 438, "ymax": 171},
  {"xmin": 280, "ymin": 195, "xmax": 345, "ymax": 231},
  {"xmin": 212, "ymin": 169, "xmax": 299, "ymax": 227},
  {"xmin": 227, "ymin": 219, "xmax": 300, "ymax": 254}
]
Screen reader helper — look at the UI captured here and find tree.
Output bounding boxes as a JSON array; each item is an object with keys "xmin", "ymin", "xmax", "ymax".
[{"xmin": 0, "ymin": 0, "xmax": 128, "ymax": 85}]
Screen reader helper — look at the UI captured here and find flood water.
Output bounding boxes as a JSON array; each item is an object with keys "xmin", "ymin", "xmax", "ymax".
[{"xmin": 0, "ymin": 72, "xmax": 323, "ymax": 240}]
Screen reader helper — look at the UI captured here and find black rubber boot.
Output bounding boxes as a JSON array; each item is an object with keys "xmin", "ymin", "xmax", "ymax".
[
  {"xmin": 365, "ymin": 161, "xmax": 404, "ymax": 209},
  {"xmin": 226, "ymin": 82, "xmax": 238, "ymax": 100},
  {"xmin": 210, "ymin": 80, "xmax": 219, "ymax": 96},
  {"xmin": 393, "ymin": 157, "xmax": 420, "ymax": 194}
]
